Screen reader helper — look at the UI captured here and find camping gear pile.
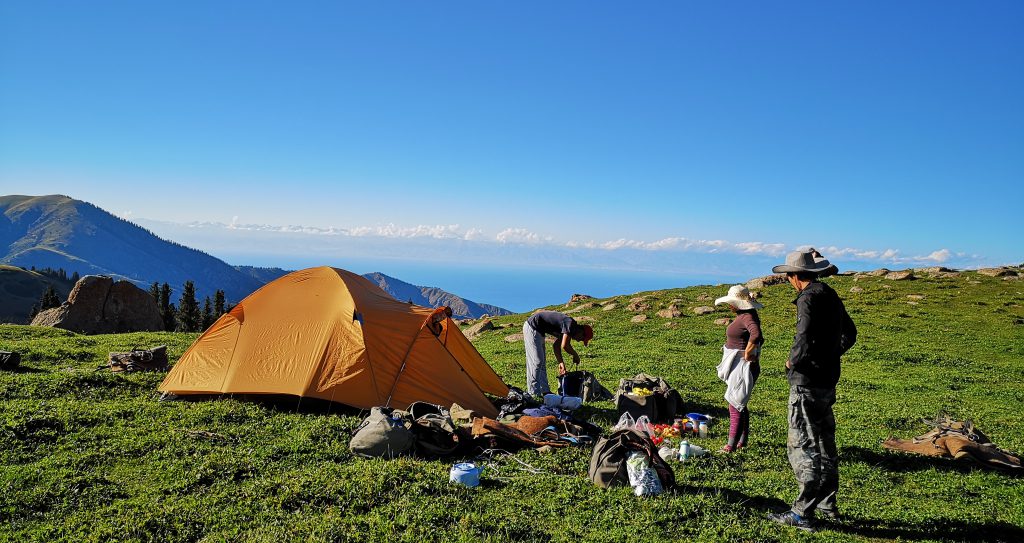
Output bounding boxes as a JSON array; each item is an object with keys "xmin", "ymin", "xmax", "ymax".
[
  {"xmin": 882, "ymin": 414, "xmax": 1022, "ymax": 473},
  {"xmin": 350, "ymin": 393, "xmax": 602, "ymax": 460},
  {"xmin": 108, "ymin": 345, "xmax": 168, "ymax": 373},
  {"xmin": 349, "ymin": 381, "xmax": 611, "ymax": 461}
]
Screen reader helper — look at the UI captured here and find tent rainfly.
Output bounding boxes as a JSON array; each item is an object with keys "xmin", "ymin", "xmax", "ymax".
[{"xmin": 159, "ymin": 266, "xmax": 509, "ymax": 417}]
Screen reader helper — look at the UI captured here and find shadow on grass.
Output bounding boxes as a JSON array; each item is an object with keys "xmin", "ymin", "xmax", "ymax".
[
  {"xmin": 705, "ymin": 485, "xmax": 790, "ymax": 514},
  {"xmin": 828, "ymin": 516, "xmax": 1024, "ymax": 542},
  {"xmin": 841, "ymin": 445, "xmax": 1012, "ymax": 476},
  {"xmin": 160, "ymin": 392, "xmax": 366, "ymax": 417},
  {"xmin": 678, "ymin": 400, "xmax": 729, "ymax": 421},
  {"xmin": 709, "ymin": 483, "xmax": 1024, "ymax": 542},
  {"xmin": 7, "ymin": 366, "xmax": 46, "ymax": 373}
]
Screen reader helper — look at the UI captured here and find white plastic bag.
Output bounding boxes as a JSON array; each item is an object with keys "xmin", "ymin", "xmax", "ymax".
[
  {"xmin": 625, "ymin": 451, "xmax": 648, "ymax": 486},
  {"xmin": 613, "ymin": 412, "xmax": 636, "ymax": 431},
  {"xmin": 633, "ymin": 415, "xmax": 655, "ymax": 438},
  {"xmin": 626, "ymin": 451, "xmax": 663, "ymax": 496}
]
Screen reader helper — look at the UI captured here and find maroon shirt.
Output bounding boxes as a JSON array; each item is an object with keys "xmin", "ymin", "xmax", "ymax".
[{"xmin": 725, "ymin": 311, "xmax": 764, "ymax": 350}]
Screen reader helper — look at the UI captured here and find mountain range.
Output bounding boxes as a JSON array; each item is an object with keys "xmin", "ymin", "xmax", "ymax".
[{"xmin": 0, "ymin": 194, "xmax": 509, "ymax": 322}]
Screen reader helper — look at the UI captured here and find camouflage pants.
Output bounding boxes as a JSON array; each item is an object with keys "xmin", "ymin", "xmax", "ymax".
[{"xmin": 787, "ymin": 385, "xmax": 839, "ymax": 518}]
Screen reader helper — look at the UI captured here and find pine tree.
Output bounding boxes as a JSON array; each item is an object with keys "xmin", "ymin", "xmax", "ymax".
[
  {"xmin": 176, "ymin": 281, "xmax": 201, "ymax": 332},
  {"xmin": 27, "ymin": 302, "xmax": 40, "ymax": 322},
  {"xmin": 159, "ymin": 283, "xmax": 175, "ymax": 331},
  {"xmin": 214, "ymin": 290, "xmax": 226, "ymax": 317},
  {"xmin": 149, "ymin": 282, "xmax": 160, "ymax": 302},
  {"xmin": 201, "ymin": 296, "xmax": 214, "ymax": 329},
  {"xmin": 39, "ymin": 285, "xmax": 62, "ymax": 311},
  {"xmin": 70, "ymin": 271, "xmax": 80, "ymax": 283}
]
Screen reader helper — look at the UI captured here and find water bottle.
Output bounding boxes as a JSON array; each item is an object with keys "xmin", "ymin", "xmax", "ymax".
[
  {"xmin": 698, "ymin": 421, "xmax": 708, "ymax": 438},
  {"xmin": 678, "ymin": 439, "xmax": 690, "ymax": 461}
]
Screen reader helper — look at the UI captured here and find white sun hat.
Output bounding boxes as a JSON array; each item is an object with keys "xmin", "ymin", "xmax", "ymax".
[{"xmin": 714, "ymin": 284, "xmax": 764, "ymax": 310}]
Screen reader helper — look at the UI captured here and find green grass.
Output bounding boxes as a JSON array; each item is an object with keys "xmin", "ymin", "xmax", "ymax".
[{"xmin": 1, "ymin": 270, "xmax": 1023, "ymax": 542}]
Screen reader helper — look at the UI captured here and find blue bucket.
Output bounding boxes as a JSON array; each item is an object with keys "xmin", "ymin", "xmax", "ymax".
[{"xmin": 449, "ymin": 462, "xmax": 482, "ymax": 487}]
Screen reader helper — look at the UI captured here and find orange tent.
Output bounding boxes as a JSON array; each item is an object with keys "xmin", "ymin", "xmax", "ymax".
[{"xmin": 159, "ymin": 266, "xmax": 509, "ymax": 417}]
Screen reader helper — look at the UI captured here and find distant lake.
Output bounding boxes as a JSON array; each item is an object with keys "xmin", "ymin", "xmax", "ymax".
[{"xmin": 236, "ymin": 255, "xmax": 723, "ymax": 313}]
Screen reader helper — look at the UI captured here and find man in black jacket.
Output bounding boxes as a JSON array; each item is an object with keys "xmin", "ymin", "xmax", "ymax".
[{"xmin": 769, "ymin": 249, "xmax": 857, "ymax": 532}]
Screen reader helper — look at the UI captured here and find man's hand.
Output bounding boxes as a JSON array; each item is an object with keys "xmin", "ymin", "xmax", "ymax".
[
  {"xmin": 558, "ymin": 362, "xmax": 567, "ymax": 376},
  {"xmin": 786, "ymin": 359, "xmax": 792, "ymax": 369}
]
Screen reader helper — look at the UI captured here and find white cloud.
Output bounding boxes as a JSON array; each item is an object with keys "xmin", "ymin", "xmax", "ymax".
[
  {"xmin": 495, "ymin": 228, "xmax": 550, "ymax": 244},
  {"xmin": 921, "ymin": 249, "xmax": 952, "ymax": 263},
  {"xmin": 139, "ymin": 217, "xmax": 983, "ymax": 268}
]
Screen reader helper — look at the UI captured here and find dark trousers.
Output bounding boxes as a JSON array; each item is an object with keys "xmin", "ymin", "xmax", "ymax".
[{"xmin": 787, "ymin": 385, "xmax": 839, "ymax": 518}]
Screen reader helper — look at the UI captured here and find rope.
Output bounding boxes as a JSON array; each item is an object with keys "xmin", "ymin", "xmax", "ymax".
[{"xmin": 473, "ymin": 448, "xmax": 547, "ymax": 478}]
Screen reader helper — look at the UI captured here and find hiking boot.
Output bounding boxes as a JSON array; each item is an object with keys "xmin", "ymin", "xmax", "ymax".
[{"xmin": 769, "ymin": 511, "xmax": 815, "ymax": 532}]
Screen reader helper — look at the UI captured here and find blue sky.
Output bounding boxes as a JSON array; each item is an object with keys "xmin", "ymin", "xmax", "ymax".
[{"xmin": 2, "ymin": 2, "xmax": 1022, "ymax": 279}]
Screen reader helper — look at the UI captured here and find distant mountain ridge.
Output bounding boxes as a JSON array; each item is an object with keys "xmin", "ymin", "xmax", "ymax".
[
  {"xmin": 362, "ymin": 272, "xmax": 512, "ymax": 319},
  {"xmin": 231, "ymin": 267, "xmax": 512, "ymax": 319},
  {"xmin": 0, "ymin": 195, "xmax": 264, "ymax": 303},
  {"xmin": 1, "ymin": 195, "xmax": 511, "ymax": 320}
]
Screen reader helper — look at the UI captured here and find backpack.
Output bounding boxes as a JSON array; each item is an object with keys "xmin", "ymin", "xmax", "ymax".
[
  {"xmin": 408, "ymin": 401, "xmax": 460, "ymax": 457},
  {"xmin": 588, "ymin": 428, "xmax": 675, "ymax": 490},
  {"xmin": 559, "ymin": 370, "xmax": 614, "ymax": 403},
  {"xmin": 0, "ymin": 351, "xmax": 20, "ymax": 371},
  {"xmin": 350, "ymin": 407, "xmax": 416, "ymax": 459}
]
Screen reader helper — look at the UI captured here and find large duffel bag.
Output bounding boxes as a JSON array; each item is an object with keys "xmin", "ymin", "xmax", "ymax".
[
  {"xmin": 588, "ymin": 428, "xmax": 675, "ymax": 490},
  {"xmin": 350, "ymin": 407, "xmax": 416, "ymax": 459},
  {"xmin": 0, "ymin": 351, "xmax": 20, "ymax": 370},
  {"xmin": 616, "ymin": 373, "xmax": 682, "ymax": 423},
  {"xmin": 614, "ymin": 392, "xmax": 659, "ymax": 422}
]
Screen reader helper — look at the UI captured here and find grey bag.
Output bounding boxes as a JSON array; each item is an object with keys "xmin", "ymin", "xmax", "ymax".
[{"xmin": 350, "ymin": 407, "xmax": 415, "ymax": 459}]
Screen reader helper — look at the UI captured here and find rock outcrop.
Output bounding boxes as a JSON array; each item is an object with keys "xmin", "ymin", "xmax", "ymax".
[
  {"xmin": 745, "ymin": 274, "xmax": 787, "ymax": 289},
  {"xmin": 885, "ymin": 270, "xmax": 915, "ymax": 281},
  {"xmin": 30, "ymin": 275, "xmax": 163, "ymax": 334},
  {"xmin": 463, "ymin": 319, "xmax": 496, "ymax": 339},
  {"xmin": 566, "ymin": 293, "xmax": 594, "ymax": 306}
]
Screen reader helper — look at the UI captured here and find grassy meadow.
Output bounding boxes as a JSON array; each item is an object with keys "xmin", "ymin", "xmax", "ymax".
[{"xmin": 1, "ymin": 269, "xmax": 1023, "ymax": 542}]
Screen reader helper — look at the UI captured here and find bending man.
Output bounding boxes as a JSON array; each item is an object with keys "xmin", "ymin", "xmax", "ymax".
[{"xmin": 522, "ymin": 310, "xmax": 593, "ymax": 397}]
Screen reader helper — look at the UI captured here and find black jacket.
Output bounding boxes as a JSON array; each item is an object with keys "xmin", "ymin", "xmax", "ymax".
[{"xmin": 787, "ymin": 281, "xmax": 857, "ymax": 388}]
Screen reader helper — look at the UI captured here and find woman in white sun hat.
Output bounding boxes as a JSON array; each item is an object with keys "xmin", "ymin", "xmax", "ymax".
[{"xmin": 714, "ymin": 284, "xmax": 764, "ymax": 453}]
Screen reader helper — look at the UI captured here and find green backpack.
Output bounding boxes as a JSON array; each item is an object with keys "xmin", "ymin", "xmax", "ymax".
[
  {"xmin": 408, "ymin": 401, "xmax": 460, "ymax": 457},
  {"xmin": 350, "ymin": 407, "xmax": 415, "ymax": 459}
]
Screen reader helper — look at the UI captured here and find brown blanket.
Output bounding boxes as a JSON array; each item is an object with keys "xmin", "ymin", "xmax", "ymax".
[
  {"xmin": 882, "ymin": 416, "xmax": 1022, "ymax": 473},
  {"xmin": 471, "ymin": 417, "xmax": 567, "ymax": 449}
]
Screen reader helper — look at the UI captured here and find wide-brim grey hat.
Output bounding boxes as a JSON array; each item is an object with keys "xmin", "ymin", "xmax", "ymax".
[{"xmin": 772, "ymin": 249, "xmax": 833, "ymax": 274}]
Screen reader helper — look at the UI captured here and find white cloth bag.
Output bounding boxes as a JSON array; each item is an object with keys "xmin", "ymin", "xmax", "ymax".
[{"xmin": 717, "ymin": 346, "xmax": 755, "ymax": 411}]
